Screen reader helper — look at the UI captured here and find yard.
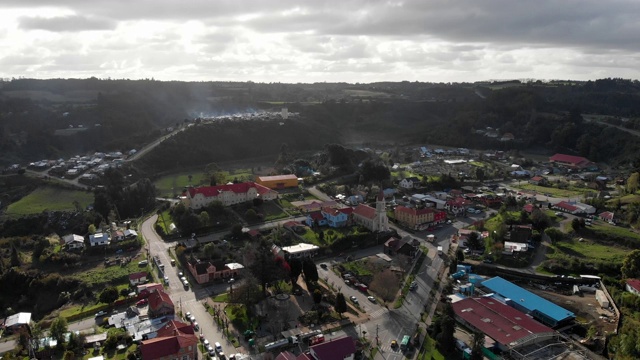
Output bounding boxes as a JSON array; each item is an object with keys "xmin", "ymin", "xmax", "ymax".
[
  {"xmin": 607, "ymin": 194, "xmax": 640, "ymax": 206},
  {"xmin": 550, "ymin": 237, "xmax": 629, "ymax": 263},
  {"xmin": 515, "ymin": 183, "xmax": 586, "ymax": 198},
  {"xmin": 5, "ymin": 186, "xmax": 93, "ymax": 217}
]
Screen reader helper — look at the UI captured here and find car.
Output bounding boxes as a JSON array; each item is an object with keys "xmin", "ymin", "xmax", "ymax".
[
  {"xmin": 95, "ymin": 310, "xmax": 108, "ymax": 318},
  {"xmin": 367, "ymin": 296, "xmax": 376, "ymax": 303},
  {"xmin": 483, "ymin": 258, "xmax": 493, "ymax": 264},
  {"xmin": 193, "ymin": 322, "xmax": 199, "ymax": 331},
  {"xmin": 207, "ymin": 346, "xmax": 215, "ymax": 356},
  {"xmin": 138, "ymin": 260, "xmax": 148, "ymax": 266},
  {"xmin": 170, "ymin": 259, "xmax": 176, "ymax": 266},
  {"xmin": 199, "ymin": 334, "xmax": 205, "ymax": 341},
  {"xmin": 215, "ymin": 342, "xmax": 223, "ymax": 353},
  {"xmin": 203, "ymin": 339, "xmax": 210, "ymax": 347},
  {"xmin": 164, "ymin": 276, "xmax": 170, "ymax": 283},
  {"xmin": 136, "ymin": 299, "xmax": 148, "ymax": 306},
  {"xmin": 183, "ymin": 280, "xmax": 189, "ymax": 288},
  {"xmin": 446, "ymin": 220, "xmax": 452, "ymax": 224},
  {"xmin": 391, "ymin": 340, "xmax": 398, "ymax": 348},
  {"xmin": 555, "ymin": 212, "xmax": 564, "ymax": 217},
  {"xmin": 189, "ymin": 315, "xmax": 196, "ymax": 323},
  {"xmin": 349, "ymin": 295, "xmax": 359, "ymax": 304},
  {"xmin": 320, "ymin": 263, "xmax": 328, "ymax": 269},
  {"xmin": 178, "ymin": 271, "xmax": 184, "ymax": 277},
  {"xmin": 185, "ymin": 311, "xmax": 191, "ymax": 318},
  {"xmin": 180, "ymin": 276, "xmax": 187, "ymax": 282}
]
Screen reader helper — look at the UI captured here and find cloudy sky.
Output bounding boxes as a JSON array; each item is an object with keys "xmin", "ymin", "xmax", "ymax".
[{"xmin": 1, "ymin": 0, "xmax": 639, "ymax": 83}]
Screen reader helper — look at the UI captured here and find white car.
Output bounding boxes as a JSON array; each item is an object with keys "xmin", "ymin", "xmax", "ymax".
[
  {"xmin": 203, "ymin": 339, "xmax": 210, "ymax": 347},
  {"xmin": 367, "ymin": 296, "xmax": 376, "ymax": 303}
]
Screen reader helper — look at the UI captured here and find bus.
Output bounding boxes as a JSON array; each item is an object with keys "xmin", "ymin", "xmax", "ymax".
[{"xmin": 400, "ymin": 335, "xmax": 411, "ymax": 350}]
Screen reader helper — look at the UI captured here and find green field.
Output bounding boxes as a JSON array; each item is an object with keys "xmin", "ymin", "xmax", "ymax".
[
  {"xmin": 589, "ymin": 222, "xmax": 640, "ymax": 241},
  {"xmin": 552, "ymin": 238, "xmax": 628, "ymax": 262},
  {"xmin": 516, "ymin": 184, "xmax": 585, "ymax": 198},
  {"xmin": 5, "ymin": 186, "xmax": 93, "ymax": 217},
  {"xmin": 154, "ymin": 169, "xmax": 254, "ymax": 197},
  {"xmin": 608, "ymin": 194, "xmax": 640, "ymax": 206}
]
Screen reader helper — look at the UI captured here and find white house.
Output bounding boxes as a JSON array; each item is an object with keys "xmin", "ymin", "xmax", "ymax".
[
  {"xmin": 399, "ymin": 177, "xmax": 421, "ymax": 189},
  {"xmin": 63, "ymin": 234, "xmax": 85, "ymax": 249},
  {"xmin": 124, "ymin": 229, "xmax": 138, "ymax": 239},
  {"xmin": 89, "ymin": 232, "xmax": 110, "ymax": 247},
  {"xmin": 352, "ymin": 192, "xmax": 389, "ymax": 232},
  {"xmin": 626, "ymin": 279, "xmax": 640, "ymax": 296},
  {"xmin": 181, "ymin": 182, "xmax": 278, "ymax": 209}
]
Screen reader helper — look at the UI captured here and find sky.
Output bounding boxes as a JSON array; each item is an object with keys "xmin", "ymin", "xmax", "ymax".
[{"xmin": 1, "ymin": 0, "xmax": 640, "ymax": 83}]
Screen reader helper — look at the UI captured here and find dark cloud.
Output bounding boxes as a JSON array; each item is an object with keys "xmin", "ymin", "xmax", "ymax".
[{"xmin": 19, "ymin": 14, "xmax": 116, "ymax": 32}]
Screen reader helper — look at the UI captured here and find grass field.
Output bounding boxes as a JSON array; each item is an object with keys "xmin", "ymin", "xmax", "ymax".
[
  {"xmin": 589, "ymin": 222, "xmax": 640, "ymax": 241},
  {"xmin": 5, "ymin": 186, "xmax": 93, "ymax": 217},
  {"xmin": 608, "ymin": 194, "xmax": 640, "ymax": 206},
  {"xmin": 154, "ymin": 169, "xmax": 254, "ymax": 197},
  {"xmin": 552, "ymin": 238, "xmax": 628, "ymax": 262},
  {"xmin": 516, "ymin": 184, "xmax": 585, "ymax": 198}
]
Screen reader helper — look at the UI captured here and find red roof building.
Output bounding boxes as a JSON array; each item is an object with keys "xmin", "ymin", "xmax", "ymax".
[
  {"xmin": 394, "ymin": 206, "xmax": 446, "ymax": 231},
  {"xmin": 309, "ymin": 336, "xmax": 356, "ymax": 360},
  {"xmin": 554, "ymin": 201, "xmax": 579, "ymax": 214},
  {"xmin": 625, "ymin": 279, "xmax": 640, "ymax": 296},
  {"xmin": 275, "ymin": 351, "xmax": 298, "ymax": 360},
  {"xmin": 186, "ymin": 258, "xmax": 242, "ymax": 284},
  {"xmin": 549, "ymin": 154, "xmax": 591, "ymax": 169},
  {"xmin": 140, "ymin": 320, "xmax": 198, "ymax": 360},
  {"xmin": 148, "ymin": 289, "xmax": 175, "ymax": 318},
  {"xmin": 452, "ymin": 297, "xmax": 555, "ymax": 351},
  {"xmin": 599, "ymin": 211, "xmax": 615, "ymax": 222},
  {"xmin": 181, "ymin": 182, "xmax": 278, "ymax": 209},
  {"xmin": 129, "ymin": 271, "xmax": 148, "ymax": 286},
  {"xmin": 352, "ymin": 204, "xmax": 375, "ymax": 219}
]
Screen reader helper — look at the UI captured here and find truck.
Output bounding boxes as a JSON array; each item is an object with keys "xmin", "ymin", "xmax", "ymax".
[
  {"xmin": 264, "ymin": 336, "xmax": 299, "ymax": 351},
  {"xmin": 437, "ymin": 246, "xmax": 443, "ymax": 255}
]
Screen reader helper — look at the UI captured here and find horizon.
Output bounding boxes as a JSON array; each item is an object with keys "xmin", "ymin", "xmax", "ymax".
[{"xmin": 2, "ymin": 1, "xmax": 640, "ymax": 83}]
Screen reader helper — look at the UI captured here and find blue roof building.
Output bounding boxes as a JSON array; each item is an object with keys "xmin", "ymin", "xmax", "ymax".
[{"xmin": 481, "ymin": 276, "xmax": 575, "ymax": 327}]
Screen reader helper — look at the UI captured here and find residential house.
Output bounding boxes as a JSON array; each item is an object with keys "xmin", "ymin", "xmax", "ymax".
[
  {"xmin": 506, "ymin": 225, "xmax": 532, "ymax": 244},
  {"xmin": 625, "ymin": 279, "xmax": 640, "ymax": 296},
  {"xmin": 180, "ymin": 182, "xmax": 278, "ymax": 209},
  {"xmin": 352, "ymin": 192, "xmax": 389, "ymax": 232},
  {"xmin": 522, "ymin": 204, "xmax": 540, "ymax": 214},
  {"xmin": 399, "ymin": 177, "xmax": 421, "ymax": 190},
  {"xmin": 394, "ymin": 206, "xmax": 446, "ymax": 231},
  {"xmin": 137, "ymin": 283, "xmax": 164, "ymax": 297},
  {"xmin": 255, "ymin": 174, "xmax": 299, "ymax": 189},
  {"xmin": 503, "ymin": 242, "xmax": 529, "ymax": 255},
  {"xmin": 445, "ymin": 197, "xmax": 470, "ymax": 215},
  {"xmin": 280, "ymin": 243, "xmax": 320, "ymax": 258},
  {"xmin": 140, "ymin": 320, "xmax": 198, "ymax": 360},
  {"xmin": 148, "ymin": 289, "xmax": 175, "ymax": 318},
  {"xmin": 309, "ymin": 336, "xmax": 356, "ymax": 360},
  {"xmin": 554, "ymin": 201, "xmax": 595, "ymax": 215},
  {"xmin": 305, "ymin": 207, "xmax": 352, "ymax": 228},
  {"xmin": 111, "ymin": 230, "xmax": 125, "ymax": 242},
  {"xmin": 129, "ymin": 271, "xmax": 148, "ymax": 286},
  {"xmin": 89, "ymin": 232, "xmax": 110, "ymax": 247},
  {"xmin": 62, "ymin": 234, "xmax": 85, "ymax": 250},
  {"xmin": 500, "ymin": 132, "xmax": 515, "ymax": 141},
  {"xmin": 186, "ymin": 259, "xmax": 243, "ymax": 284},
  {"xmin": 124, "ymin": 229, "xmax": 138, "ymax": 239},
  {"xmin": 345, "ymin": 194, "xmax": 364, "ymax": 205},
  {"xmin": 528, "ymin": 176, "xmax": 548, "ymax": 186},
  {"xmin": 297, "ymin": 200, "xmax": 339, "ymax": 213},
  {"xmin": 275, "ymin": 351, "xmax": 298, "ymax": 360},
  {"xmin": 549, "ymin": 153, "xmax": 592, "ymax": 170},
  {"xmin": 599, "ymin": 211, "xmax": 615, "ymax": 223},
  {"xmin": 1, "ymin": 312, "xmax": 31, "ymax": 334},
  {"xmin": 384, "ymin": 236, "xmax": 419, "ymax": 257}
]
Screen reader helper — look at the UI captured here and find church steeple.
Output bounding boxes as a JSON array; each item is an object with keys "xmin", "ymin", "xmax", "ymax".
[{"xmin": 373, "ymin": 189, "xmax": 389, "ymax": 231}]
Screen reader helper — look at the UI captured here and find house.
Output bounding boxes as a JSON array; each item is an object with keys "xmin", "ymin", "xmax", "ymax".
[
  {"xmin": 384, "ymin": 236, "xmax": 419, "ymax": 256},
  {"xmin": 305, "ymin": 207, "xmax": 352, "ymax": 228},
  {"xmin": 111, "ymin": 230, "xmax": 125, "ymax": 242},
  {"xmin": 62, "ymin": 234, "xmax": 85, "ymax": 250},
  {"xmin": 399, "ymin": 177, "xmax": 421, "ymax": 189},
  {"xmin": 280, "ymin": 243, "xmax": 320, "ymax": 258},
  {"xmin": 625, "ymin": 279, "xmax": 640, "ymax": 296},
  {"xmin": 445, "ymin": 197, "xmax": 470, "ymax": 215},
  {"xmin": 255, "ymin": 174, "xmax": 299, "ymax": 189},
  {"xmin": 394, "ymin": 206, "xmax": 446, "ymax": 231},
  {"xmin": 345, "ymin": 194, "xmax": 364, "ymax": 205},
  {"xmin": 528, "ymin": 176, "xmax": 548, "ymax": 186},
  {"xmin": 137, "ymin": 283, "xmax": 164, "ymax": 297},
  {"xmin": 1, "ymin": 312, "xmax": 31, "ymax": 334},
  {"xmin": 522, "ymin": 203, "xmax": 538, "ymax": 214},
  {"xmin": 500, "ymin": 132, "xmax": 515, "ymax": 141},
  {"xmin": 554, "ymin": 201, "xmax": 595, "ymax": 215},
  {"xmin": 506, "ymin": 225, "xmax": 532, "ymax": 244},
  {"xmin": 309, "ymin": 336, "xmax": 356, "ymax": 360},
  {"xmin": 275, "ymin": 351, "xmax": 298, "ymax": 360},
  {"xmin": 599, "ymin": 211, "xmax": 615, "ymax": 222},
  {"xmin": 124, "ymin": 229, "xmax": 138, "ymax": 239},
  {"xmin": 89, "ymin": 232, "xmax": 110, "ymax": 246},
  {"xmin": 129, "ymin": 271, "xmax": 148, "ymax": 286},
  {"xmin": 297, "ymin": 200, "xmax": 339, "ymax": 213},
  {"xmin": 180, "ymin": 182, "xmax": 278, "ymax": 209},
  {"xmin": 503, "ymin": 242, "xmax": 529, "ymax": 255},
  {"xmin": 186, "ymin": 259, "xmax": 243, "ymax": 284},
  {"xmin": 352, "ymin": 192, "xmax": 389, "ymax": 232},
  {"xmin": 140, "ymin": 320, "xmax": 198, "ymax": 360},
  {"xmin": 549, "ymin": 153, "xmax": 591, "ymax": 169},
  {"xmin": 148, "ymin": 289, "xmax": 175, "ymax": 318}
]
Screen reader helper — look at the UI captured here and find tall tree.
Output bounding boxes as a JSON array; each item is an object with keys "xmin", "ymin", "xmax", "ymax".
[
  {"xmin": 50, "ymin": 317, "xmax": 68, "ymax": 344},
  {"xmin": 99, "ymin": 286, "xmax": 119, "ymax": 304},
  {"xmin": 335, "ymin": 293, "xmax": 347, "ymax": 318},
  {"xmin": 470, "ymin": 331, "xmax": 484, "ymax": 360},
  {"xmin": 622, "ymin": 250, "xmax": 640, "ymax": 279},
  {"xmin": 627, "ymin": 172, "xmax": 639, "ymax": 194},
  {"xmin": 302, "ymin": 258, "xmax": 319, "ymax": 282}
]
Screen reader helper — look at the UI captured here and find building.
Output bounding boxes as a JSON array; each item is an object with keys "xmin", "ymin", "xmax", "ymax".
[
  {"xmin": 124, "ymin": 229, "xmax": 138, "ymax": 239},
  {"xmin": 305, "ymin": 207, "xmax": 353, "ymax": 228},
  {"xmin": 62, "ymin": 234, "xmax": 85, "ymax": 250},
  {"xmin": 280, "ymin": 243, "xmax": 320, "ymax": 258},
  {"xmin": 399, "ymin": 177, "xmax": 421, "ymax": 189},
  {"xmin": 625, "ymin": 279, "xmax": 640, "ymax": 296},
  {"xmin": 148, "ymin": 289, "xmax": 175, "ymax": 318},
  {"xmin": 394, "ymin": 206, "xmax": 446, "ymax": 231},
  {"xmin": 599, "ymin": 211, "xmax": 615, "ymax": 223},
  {"xmin": 140, "ymin": 320, "xmax": 198, "ymax": 360},
  {"xmin": 384, "ymin": 236, "xmax": 419, "ymax": 256},
  {"xmin": 181, "ymin": 182, "xmax": 278, "ymax": 209},
  {"xmin": 186, "ymin": 259, "xmax": 243, "ymax": 284},
  {"xmin": 481, "ymin": 277, "xmax": 575, "ymax": 327},
  {"xmin": 528, "ymin": 176, "xmax": 548, "ymax": 186},
  {"xmin": 309, "ymin": 336, "xmax": 356, "ymax": 360},
  {"xmin": 129, "ymin": 271, "xmax": 148, "ymax": 286},
  {"xmin": 1, "ymin": 312, "xmax": 31, "ymax": 334},
  {"xmin": 89, "ymin": 232, "xmax": 110, "ymax": 246},
  {"xmin": 553, "ymin": 201, "xmax": 595, "ymax": 215},
  {"xmin": 595, "ymin": 290, "xmax": 610, "ymax": 308},
  {"xmin": 352, "ymin": 191, "xmax": 389, "ymax": 232},
  {"xmin": 549, "ymin": 154, "xmax": 592, "ymax": 169},
  {"xmin": 452, "ymin": 297, "xmax": 555, "ymax": 351},
  {"xmin": 256, "ymin": 174, "xmax": 299, "ymax": 189}
]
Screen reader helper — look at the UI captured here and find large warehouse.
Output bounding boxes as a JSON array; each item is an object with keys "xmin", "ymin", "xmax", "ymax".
[
  {"xmin": 481, "ymin": 277, "xmax": 575, "ymax": 328},
  {"xmin": 452, "ymin": 297, "xmax": 555, "ymax": 351},
  {"xmin": 256, "ymin": 174, "xmax": 299, "ymax": 189}
]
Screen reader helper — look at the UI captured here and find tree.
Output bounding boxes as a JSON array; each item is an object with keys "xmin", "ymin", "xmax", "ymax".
[
  {"xmin": 88, "ymin": 224, "xmax": 97, "ymax": 234},
  {"xmin": 475, "ymin": 167, "xmax": 485, "ymax": 182},
  {"xmin": 50, "ymin": 316, "xmax": 68, "ymax": 344},
  {"xmin": 436, "ymin": 303, "xmax": 456, "ymax": 353},
  {"xmin": 203, "ymin": 243, "xmax": 217, "ymax": 259},
  {"xmin": 622, "ymin": 250, "xmax": 640, "ymax": 279},
  {"xmin": 335, "ymin": 293, "xmax": 347, "ymax": 318},
  {"xmin": 627, "ymin": 172, "xmax": 639, "ymax": 194},
  {"xmin": 467, "ymin": 231, "xmax": 482, "ymax": 250},
  {"xmin": 199, "ymin": 211, "xmax": 210, "ymax": 226},
  {"xmin": 231, "ymin": 224, "xmax": 244, "ymax": 239},
  {"xmin": 455, "ymin": 248, "xmax": 465, "ymax": 262},
  {"xmin": 312, "ymin": 289, "xmax": 322, "ymax": 305},
  {"xmin": 228, "ymin": 274, "xmax": 262, "ymax": 307},
  {"xmin": 470, "ymin": 331, "xmax": 484, "ymax": 360},
  {"xmin": 10, "ymin": 244, "xmax": 21, "ymax": 267},
  {"xmin": 571, "ymin": 218, "xmax": 582, "ymax": 232},
  {"xmin": 99, "ymin": 286, "xmax": 119, "ymax": 304},
  {"xmin": 289, "ymin": 258, "xmax": 303, "ymax": 283},
  {"xmin": 302, "ymin": 259, "xmax": 319, "ymax": 282}
]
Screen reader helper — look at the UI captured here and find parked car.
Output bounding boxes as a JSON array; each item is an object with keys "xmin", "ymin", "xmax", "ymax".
[
  {"xmin": 138, "ymin": 260, "xmax": 148, "ymax": 266},
  {"xmin": 95, "ymin": 310, "xmax": 107, "ymax": 318},
  {"xmin": 136, "ymin": 299, "xmax": 148, "ymax": 306},
  {"xmin": 349, "ymin": 295, "xmax": 359, "ymax": 304},
  {"xmin": 367, "ymin": 296, "xmax": 376, "ymax": 303},
  {"xmin": 320, "ymin": 263, "xmax": 328, "ymax": 269}
]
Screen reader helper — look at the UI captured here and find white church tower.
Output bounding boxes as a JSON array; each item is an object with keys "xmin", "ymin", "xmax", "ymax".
[{"xmin": 372, "ymin": 190, "xmax": 389, "ymax": 232}]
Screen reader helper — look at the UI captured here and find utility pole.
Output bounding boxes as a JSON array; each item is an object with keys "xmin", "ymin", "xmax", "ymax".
[{"xmin": 376, "ymin": 324, "xmax": 379, "ymax": 346}]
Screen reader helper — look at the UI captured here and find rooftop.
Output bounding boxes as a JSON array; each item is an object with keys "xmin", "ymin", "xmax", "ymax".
[{"xmin": 282, "ymin": 243, "xmax": 320, "ymax": 254}]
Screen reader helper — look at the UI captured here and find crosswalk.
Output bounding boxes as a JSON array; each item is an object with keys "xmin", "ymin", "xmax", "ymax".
[{"xmin": 368, "ymin": 308, "xmax": 389, "ymax": 319}]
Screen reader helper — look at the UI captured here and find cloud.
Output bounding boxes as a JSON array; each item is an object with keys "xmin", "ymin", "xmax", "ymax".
[{"xmin": 19, "ymin": 14, "xmax": 116, "ymax": 32}]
